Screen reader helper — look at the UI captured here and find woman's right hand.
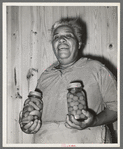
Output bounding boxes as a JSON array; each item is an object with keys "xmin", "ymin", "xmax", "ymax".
[
  {"xmin": 19, "ymin": 96, "xmax": 43, "ymax": 134},
  {"xmin": 19, "ymin": 111, "xmax": 42, "ymax": 134}
]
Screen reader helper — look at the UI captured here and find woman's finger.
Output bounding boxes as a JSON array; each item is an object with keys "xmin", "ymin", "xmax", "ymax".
[
  {"xmin": 28, "ymin": 119, "xmax": 38, "ymax": 131},
  {"xmin": 80, "ymin": 121, "xmax": 87, "ymax": 129},
  {"xmin": 24, "ymin": 121, "xmax": 33, "ymax": 129},
  {"xmin": 65, "ymin": 122, "xmax": 72, "ymax": 129},
  {"xmin": 82, "ymin": 110, "xmax": 92, "ymax": 118},
  {"xmin": 21, "ymin": 120, "xmax": 30, "ymax": 124},
  {"xmin": 70, "ymin": 115, "xmax": 82, "ymax": 126},
  {"xmin": 66, "ymin": 115, "xmax": 82, "ymax": 130},
  {"xmin": 31, "ymin": 120, "xmax": 41, "ymax": 133}
]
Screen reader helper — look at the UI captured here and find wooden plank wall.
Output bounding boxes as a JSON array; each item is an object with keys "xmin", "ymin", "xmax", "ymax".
[{"xmin": 6, "ymin": 6, "xmax": 118, "ymax": 144}]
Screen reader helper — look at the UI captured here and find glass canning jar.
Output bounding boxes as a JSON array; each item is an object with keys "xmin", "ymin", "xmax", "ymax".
[
  {"xmin": 67, "ymin": 82, "xmax": 87, "ymax": 121},
  {"xmin": 22, "ymin": 91, "xmax": 43, "ymax": 123}
]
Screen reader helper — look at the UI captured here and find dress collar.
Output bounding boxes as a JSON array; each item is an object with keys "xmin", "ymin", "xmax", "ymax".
[{"xmin": 45, "ymin": 58, "xmax": 89, "ymax": 72}]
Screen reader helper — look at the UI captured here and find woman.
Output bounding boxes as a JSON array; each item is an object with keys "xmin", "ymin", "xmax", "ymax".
[{"xmin": 20, "ymin": 18, "xmax": 117, "ymax": 143}]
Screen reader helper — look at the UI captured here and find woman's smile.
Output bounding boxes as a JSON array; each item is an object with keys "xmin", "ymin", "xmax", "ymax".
[
  {"xmin": 58, "ymin": 44, "xmax": 69, "ymax": 50},
  {"xmin": 58, "ymin": 44, "xmax": 69, "ymax": 53}
]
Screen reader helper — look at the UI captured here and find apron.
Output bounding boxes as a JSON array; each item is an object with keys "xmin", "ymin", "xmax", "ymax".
[{"xmin": 34, "ymin": 122, "xmax": 112, "ymax": 144}]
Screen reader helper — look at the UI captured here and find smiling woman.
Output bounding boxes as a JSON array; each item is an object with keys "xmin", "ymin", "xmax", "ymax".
[{"xmin": 19, "ymin": 17, "xmax": 117, "ymax": 144}]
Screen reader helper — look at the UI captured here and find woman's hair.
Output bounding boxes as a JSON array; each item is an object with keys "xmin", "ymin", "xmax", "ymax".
[{"xmin": 51, "ymin": 18, "xmax": 83, "ymax": 42}]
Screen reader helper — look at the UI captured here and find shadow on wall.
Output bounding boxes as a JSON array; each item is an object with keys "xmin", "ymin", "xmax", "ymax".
[
  {"xmin": 82, "ymin": 55, "xmax": 117, "ymax": 79},
  {"xmin": 75, "ymin": 17, "xmax": 117, "ymax": 143},
  {"xmin": 76, "ymin": 17, "xmax": 117, "ymax": 79}
]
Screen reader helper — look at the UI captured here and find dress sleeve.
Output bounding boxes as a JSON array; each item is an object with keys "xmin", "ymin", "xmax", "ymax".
[
  {"xmin": 35, "ymin": 73, "xmax": 44, "ymax": 91},
  {"xmin": 98, "ymin": 65, "xmax": 117, "ymax": 112}
]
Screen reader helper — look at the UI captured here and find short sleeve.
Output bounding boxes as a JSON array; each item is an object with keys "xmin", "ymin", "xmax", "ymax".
[
  {"xmin": 36, "ymin": 73, "xmax": 44, "ymax": 91},
  {"xmin": 98, "ymin": 65, "xmax": 117, "ymax": 111}
]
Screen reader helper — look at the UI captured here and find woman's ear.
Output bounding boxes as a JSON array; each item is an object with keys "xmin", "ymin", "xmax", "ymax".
[{"xmin": 78, "ymin": 42, "xmax": 82, "ymax": 49}]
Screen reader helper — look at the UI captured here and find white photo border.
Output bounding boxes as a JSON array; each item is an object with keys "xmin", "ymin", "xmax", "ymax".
[{"xmin": 2, "ymin": 2, "xmax": 120, "ymax": 147}]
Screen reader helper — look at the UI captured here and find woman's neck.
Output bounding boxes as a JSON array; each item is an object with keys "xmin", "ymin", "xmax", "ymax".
[{"xmin": 56, "ymin": 57, "xmax": 80, "ymax": 70}]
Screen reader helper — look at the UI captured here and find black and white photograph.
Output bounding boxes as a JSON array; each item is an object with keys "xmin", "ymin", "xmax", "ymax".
[{"xmin": 3, "ymin": 2, "xmax": 120, "ymax": 147}]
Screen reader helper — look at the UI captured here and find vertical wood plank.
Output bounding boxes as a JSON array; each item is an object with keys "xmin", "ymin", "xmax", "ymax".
[
  {"xmin": 67, "ymin": 6, "xmax": 80, "ymax": 18},
  {"xmin": 37, "ymin": 6, "xmax": 57, "ymax": 78},
  {"xmin": 29, "ymin": 6, "xmax": 39, "ymax": 92},
  {"xmin": 105, "ymin": 6, "xmax": 117, "ymax": 76},
  {"xmin": 7, "ymin": 6, "xmax": 23, "ymax": 143},
  {"xmin": 12, "ymin": 6, "xmax": 23, "ymax": 143},
  {"xmin": 7, "ymin": 6, "xmax": 13, "ymax": 144},
  {"xmin": 20, "ymin": 6, "xmax": 34, "ymax": 143},
  {"xmin": 61, "ymin": 6, "xmax": 68, "ymax": 18}
]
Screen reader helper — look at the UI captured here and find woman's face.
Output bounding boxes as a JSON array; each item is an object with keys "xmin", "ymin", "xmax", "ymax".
[{"xmin": 52, "ymin": 25, "xmax": 81, "ymax": 65}]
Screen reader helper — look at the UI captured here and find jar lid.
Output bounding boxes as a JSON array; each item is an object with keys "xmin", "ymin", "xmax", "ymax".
[
  {"xmin": 67, "ymin": 82, "xmax": 82, "ymax": 89},
  {"xmin": 28, "ymin": 91, "xmax": 42, "ymax": 98}
]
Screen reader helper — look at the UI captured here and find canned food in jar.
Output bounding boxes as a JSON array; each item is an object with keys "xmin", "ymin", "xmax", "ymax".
[
  {"xmin": 67, "ymin": 82, "xmax": 87, "ymax": 121},
  {"xmin": 21, "ymin": 90, "xmax": 43, "ymax": 127}
]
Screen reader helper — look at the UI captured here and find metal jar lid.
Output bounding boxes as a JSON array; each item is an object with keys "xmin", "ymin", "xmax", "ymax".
[
  {"xmin": 28, "ymin": 91, "xmax": 42, "ymax": 98},
  {"xmin": 67, "ymin": 82, "xmax": 82, "ymax": 89}
]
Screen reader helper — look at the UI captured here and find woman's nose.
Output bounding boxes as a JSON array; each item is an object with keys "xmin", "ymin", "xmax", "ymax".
[{"xmin": 59, "ymin": 36, "xmax": 66, "ymax": 43}]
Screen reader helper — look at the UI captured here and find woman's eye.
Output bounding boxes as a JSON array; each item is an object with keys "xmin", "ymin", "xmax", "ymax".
[
  {"xmin": 53, "ymin": 34, "xmax": 74, "ymax": 41},
  {"xmin": 53, "ymin": 36, "xmax": 59, "ymax": 40},
  {"xmin": 66, "ymin": 34, "xmax": 73, "ymax": 38}
]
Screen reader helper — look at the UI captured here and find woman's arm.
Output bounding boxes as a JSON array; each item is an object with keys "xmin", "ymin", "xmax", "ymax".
[
  {"xmin": 65, "ymin": 108, "xmax": 117, "ymax": 130},
  {"xmin": 92, "ymin": 108, "xmax": 117, "ymax": 127}
]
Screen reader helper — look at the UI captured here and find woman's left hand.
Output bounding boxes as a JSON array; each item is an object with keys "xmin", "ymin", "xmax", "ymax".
[{"xmin": 65, "ymin": 110, "xmax": 96, "ymax": 130}]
